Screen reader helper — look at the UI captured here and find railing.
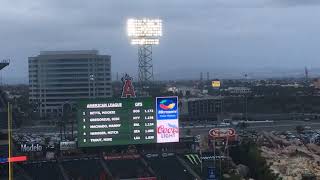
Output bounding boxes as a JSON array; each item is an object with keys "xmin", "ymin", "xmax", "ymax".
[{"xmin": 1, "ymin": 59, "xmax": 10, "ymax": 64}]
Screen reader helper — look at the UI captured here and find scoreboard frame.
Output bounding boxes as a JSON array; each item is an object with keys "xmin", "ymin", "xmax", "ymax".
[{"xmin": 77, "ymin": 97, "xmax": 157, "ymax": 147}]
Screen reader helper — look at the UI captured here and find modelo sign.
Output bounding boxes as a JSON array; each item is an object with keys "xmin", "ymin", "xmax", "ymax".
[
  {"xmin": 156, "ymin": 96, "xmax": 179, "ymax": 143},
  {"xmin": 209, "ymin": 128, "xmax": 235, "ymax": 138},
  {"xmin": 20, "ymin": 144, "xmax": 43, "ymax": 152}
]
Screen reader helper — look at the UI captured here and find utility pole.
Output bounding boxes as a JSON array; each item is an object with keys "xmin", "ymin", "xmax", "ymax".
[
  {"xmin": 116, "ymin": 72, "xmax": 119, "ymax": 82},
  {"xmin": 245, "ymin": 94, "xmax": 248, "ymax": 121},
  {"xmin": 8, "ymin": 102, "xmax": 13, "ymax": 180}
]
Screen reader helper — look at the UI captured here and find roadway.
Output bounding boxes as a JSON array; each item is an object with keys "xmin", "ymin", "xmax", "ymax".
[
  {"xmin": 181, "ymin": 120, "xmax": 320, "ymax": 136},
  {"xmin": 15, "ymin": 120, "xmax": 320, "ymax": 137}
]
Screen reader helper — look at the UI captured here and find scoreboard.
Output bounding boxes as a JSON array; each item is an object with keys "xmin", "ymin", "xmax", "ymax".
[
  {"xmin": 77, "ymin": 97, "xmax": 179, "ymax": 147},
  {"xmin": 78, "ymin": 98, "xmax": 156, "ymax": 147}
]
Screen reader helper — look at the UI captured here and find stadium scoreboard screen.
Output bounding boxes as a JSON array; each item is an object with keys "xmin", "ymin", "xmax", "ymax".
[{"xmin": 78, "ymin": 97, "xmax": 179, "ymax": 147}]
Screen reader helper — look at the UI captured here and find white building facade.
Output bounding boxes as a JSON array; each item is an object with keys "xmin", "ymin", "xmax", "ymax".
[{"xmin": 28, "ymin": 50, "xmax": 111, "ymax": 118}]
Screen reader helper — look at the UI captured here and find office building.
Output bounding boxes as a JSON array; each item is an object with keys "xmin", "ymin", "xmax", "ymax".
[
  {"xmin": 179, "ymin": 97, "xmax": 223, "ymax": 121},
  {"xmin": 29, "ymin": 50, "xmax": 111, "ymax": 118}
]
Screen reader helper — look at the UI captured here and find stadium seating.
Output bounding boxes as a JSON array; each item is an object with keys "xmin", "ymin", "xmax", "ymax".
[
  {"xmin": 62, "ymin": 158, "xmax": 106, "ymax": 180},
  {"xmin": 146, "ymin": 155, "xmax": 194, "ymax": 180},
  {"xmin": 104, "ymin": 158, "xmax": 151, "ymax": 179},
  {"xmin": 182, "ymin": 153, "xmax": 218, "ymax": 178},
  {"xmin": 21, "ymin": 161, "xmax": 64, "ymax": 180},
  {"xmin": 0, "ymin": 164, "xmax": 8, "ymax": 180}
]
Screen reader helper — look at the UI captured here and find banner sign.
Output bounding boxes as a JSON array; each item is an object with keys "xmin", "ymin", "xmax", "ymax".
[
  {"xmin": 156, "ymin": 96, "xmax": 179, "ymax": 143},
  {"xmin": 156, "ymin": 97, "xmax": 178, "ymax": 120},
  {"xmin": 209, "ymin": 128, "xmax": 236, "ymax": 138},
  {"xmin": 60, "ymin": 141, "xmax": 77, "ymax": 151},
  {"xmin": 0, "ymin": 156, "xmax": 27, "ymax": 164},
  {"xmin": 104, "ymin": 154, "xmax": 140, "ymax": 160},
  {"xmin": 185, "ymin": 154, "xmax": 226, "ymax": 165},
  {"xmin": 145, "ymin": 152, "xmax": 175, "ymax": 158},
  {"xmin": 207, "ymin": 167, "xmax": 217, "ymax": 180},
  {"xmin": 211, "ymin": 80, "xmax": 221, "ymax": 88},
  {"xmin": 20, "ymin": 144, "xmax": 44, "ymax": 152}
]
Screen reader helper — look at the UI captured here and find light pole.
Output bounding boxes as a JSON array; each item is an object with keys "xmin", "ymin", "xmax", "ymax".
[{"xmin": 127, "ymin": 18, "xmax": 162, "ymax": 92}]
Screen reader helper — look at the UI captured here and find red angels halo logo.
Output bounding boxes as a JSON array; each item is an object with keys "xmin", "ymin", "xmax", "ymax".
[{"xmin": 121, "ymin": 74, "xmax": 136, "ymax": 98}]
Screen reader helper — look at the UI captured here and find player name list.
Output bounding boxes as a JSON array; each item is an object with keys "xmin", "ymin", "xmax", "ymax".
[{"xmin": 79, "ymin": 99, "xmax": 156, "ymax": 146}]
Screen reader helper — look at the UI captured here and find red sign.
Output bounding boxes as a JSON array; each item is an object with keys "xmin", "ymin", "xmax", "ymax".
[
  {"xmin": 0, "ymin": 156, "xmax": 27, "ymax": 164},
  {"xmin": 209, "ymin": 128, "xmax": 236, "ymax": 138},
  {"xmin": 121, "ymin": 74, "xmax": 136, "ymax": 98},
  {"xmin": 138, "ymin": 177, "xmax": 157, "ymax": 180},
  {"xmin": 9, "ymin": 156, "xmax": 27, "ymax": 162}
]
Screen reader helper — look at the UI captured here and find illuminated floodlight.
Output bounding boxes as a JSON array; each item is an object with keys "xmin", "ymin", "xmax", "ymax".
[
  {"xmin": 127, "ymin": 18, "xmax": 163, "ymax": 85},
  {"xmin": 127, "ymin": 18, "xmax": 162, "ymax": 45},
  {"xmin": 127, "ymin": 18, "xmax": 162, "ymax": 37}
]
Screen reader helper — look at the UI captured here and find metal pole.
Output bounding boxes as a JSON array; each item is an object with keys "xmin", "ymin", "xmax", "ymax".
[
  {"xmin": 245, "ymin": 95, "xmax": 248, "ymax": 121},
  {"xmin": 71, "ymin": 119, "xmax": 74, "ymax": 140},
  {"xmin": 200, "ymin": 148, "xmax": 203, "ymax": 173},
  {"xmin": 8, "ymin": 102, "xmax": 12, "ymax": 180},
  {"xmin": 219, "ymin": 154, "xmax": 222, "ymax": 179},
  {"xmin": 213, "ymin": 137, "xmax": 216, "ymax": 172}
]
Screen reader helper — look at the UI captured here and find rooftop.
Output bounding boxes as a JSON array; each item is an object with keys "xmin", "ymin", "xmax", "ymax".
[{"xmin": 39, "ymin": 50, "xmax": 99, "ymax": 56}]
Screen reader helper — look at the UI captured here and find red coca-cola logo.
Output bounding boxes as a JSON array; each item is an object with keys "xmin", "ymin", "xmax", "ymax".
[{"xmin": 157, "ymin": 125, "xmax": 179, "ymax": 134}]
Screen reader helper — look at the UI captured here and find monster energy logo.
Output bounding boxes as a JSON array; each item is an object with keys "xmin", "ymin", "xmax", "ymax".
[{"xmin": 185, "ymin": 154, "xmax": 202, "ymax": 165}]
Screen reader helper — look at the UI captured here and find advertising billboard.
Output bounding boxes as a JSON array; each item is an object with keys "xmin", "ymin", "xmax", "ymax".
[
  {"xmin": 211, "ymin": 80, "xmax": 221, "ymax": 88},
  {"xmin": 60, "ymin": 141, "xmax": 77, "ymax": 151},
  {"xmin": 207, "ymin": 167, "xmax": 217, "ymax": 180},
  {"xmin": 156, "ymin": 97, "xmax": 179, "ymax": 143},
  {"xmin": 208, "ymin": 128, "xmax": 236, "ymax": 140},
  {"xmin": 19, "ymin": 144, "xmax": 44, "ymax": 152}
]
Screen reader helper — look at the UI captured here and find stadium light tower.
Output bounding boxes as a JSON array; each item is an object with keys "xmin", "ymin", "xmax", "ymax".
[
  {"xmin": 127, "ymin": 18, "xmax": 162, "ymax": 86},
  {"xmin": 0, "ymin": 59, "xmax": 10, "ymax": 71}
]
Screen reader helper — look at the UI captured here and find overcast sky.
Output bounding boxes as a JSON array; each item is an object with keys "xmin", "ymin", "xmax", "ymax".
[{"xmin": 1, "ymin": 0, "xmax": 320, "ymax": 83}]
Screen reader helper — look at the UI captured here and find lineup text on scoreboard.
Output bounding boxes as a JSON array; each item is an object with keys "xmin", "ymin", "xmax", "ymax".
[
  {"xmin": 77, "ymin": 97, "xmax": 179, "ymax": 147},
  {"xmin": 78, "ymin": 98, "xmax": 156, "ymax": 147}
]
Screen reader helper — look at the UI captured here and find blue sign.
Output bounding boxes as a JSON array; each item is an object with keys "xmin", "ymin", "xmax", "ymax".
[
  {"xmin": 156, "ymin": 97, "xmax": 178, "ymax": 120},
  {"xmin": 0, "ymin": 157, "xmax": 7, "ymax": 164},
  {"xmin": 207, "ymin": 167, "xmax": 217, "ymax": 180}
]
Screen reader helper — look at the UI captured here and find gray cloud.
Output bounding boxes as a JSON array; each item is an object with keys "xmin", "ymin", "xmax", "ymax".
[
  {"xmin": 275, "ymin": 0, "xmax": 320, "ymax": 7},
  {"xmin": 0, "ymin": 0, "xmax": 320, "ymax": 83}
]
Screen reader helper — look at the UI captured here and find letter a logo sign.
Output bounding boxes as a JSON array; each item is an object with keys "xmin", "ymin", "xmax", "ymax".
[{"xmin": 121, "ymin": 74, "xmax": 136, "ymax": 98}]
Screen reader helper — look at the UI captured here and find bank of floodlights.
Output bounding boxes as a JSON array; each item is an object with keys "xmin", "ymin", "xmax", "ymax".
[
  {"xmin": 127, "ymin": 18, "xmax": 163, "ymax": 86},
  {"xmin": 127, "ymin": 18, "xmax": 162, "ymax": 45}
]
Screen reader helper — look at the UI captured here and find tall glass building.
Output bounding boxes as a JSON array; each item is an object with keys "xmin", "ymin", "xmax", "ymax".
[{"xmin": 28, "ymin": 50, "xmax": 111, "ymax": 118}]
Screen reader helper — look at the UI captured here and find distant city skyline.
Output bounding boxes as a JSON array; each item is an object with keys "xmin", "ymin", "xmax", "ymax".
[{"xmin": 1, "ymin": 0, "xmax": 320, "ymax": 83}]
